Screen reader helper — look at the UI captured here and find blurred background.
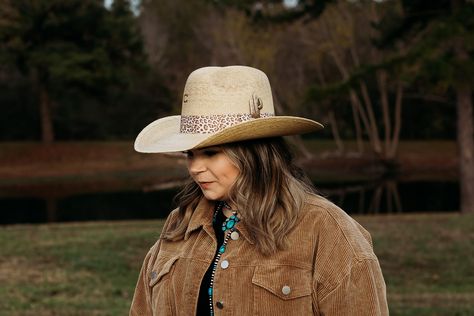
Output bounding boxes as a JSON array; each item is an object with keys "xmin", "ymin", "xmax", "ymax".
[{"xmin": 0, "ymin": 0, "xmax": 473, "ymax": 315}]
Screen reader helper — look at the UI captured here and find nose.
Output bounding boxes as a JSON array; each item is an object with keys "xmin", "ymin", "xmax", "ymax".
[{"xmin": 187, "ymin": 155, "xmax": 206, "ymax": 175}]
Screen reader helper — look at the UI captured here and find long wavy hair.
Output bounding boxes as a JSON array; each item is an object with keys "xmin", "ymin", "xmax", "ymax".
[{"xmin": 162, "ymin": 137, "xmax": 316, "ymax": 256}]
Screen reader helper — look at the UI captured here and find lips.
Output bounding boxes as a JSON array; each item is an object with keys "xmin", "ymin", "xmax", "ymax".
[
  {"xmin": 199, "ymin": 182, "xmax": 213, "ymax": 189},
  {"xmin": 197, "ymin": 179, "xmax": 213, "ymax": 184},
  {"xmin": 198, "ymin": 180, "xmax": 211, "ymax": 183}
]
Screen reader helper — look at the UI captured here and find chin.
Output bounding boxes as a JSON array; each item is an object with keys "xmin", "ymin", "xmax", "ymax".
[{"xmin": 202, "ymin": 191, "xmax": 224, "ymax": 201}]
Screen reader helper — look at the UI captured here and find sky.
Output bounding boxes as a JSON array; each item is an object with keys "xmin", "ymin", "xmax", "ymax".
[
  {"xmin": 104, "ymin": 0, "xmax": 141, "ymax": 15},
  {"xmin": 104, "ymin": 0, "xmax": 300, "ymax": 12},
  {"xmin": 283, "ymin": 0, "xmax": 299, "ymax": 8}
]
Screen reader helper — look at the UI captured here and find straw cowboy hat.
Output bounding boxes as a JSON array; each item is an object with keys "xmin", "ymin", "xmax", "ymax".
[{"xmin": 134, "ymin": 65, "xmax": 323, "ymax": 153}]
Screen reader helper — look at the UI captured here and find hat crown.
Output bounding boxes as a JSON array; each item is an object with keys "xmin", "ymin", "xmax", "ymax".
[
  {"xmin": 134, "ymin": 65, "xmax": 323, "ymax": 153},
  {"xmin": 181, "ymin": 66, "xmax": 275, "ymax": 116}
]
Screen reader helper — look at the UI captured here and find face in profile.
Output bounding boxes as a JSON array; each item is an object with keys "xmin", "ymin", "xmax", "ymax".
[{"xmin": 185, "ymin": 146, "xmax": 239, "ymax": 202}]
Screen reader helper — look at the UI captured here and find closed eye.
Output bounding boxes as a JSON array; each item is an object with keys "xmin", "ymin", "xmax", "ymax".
[{"xmin": 203, "ymin": 150, "xmax": 218, "ymax": 157}]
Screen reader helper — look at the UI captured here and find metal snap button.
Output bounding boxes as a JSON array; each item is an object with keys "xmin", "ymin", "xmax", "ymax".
[
  {"xmin": 220, "ymin": 260, "xmax": 229, "ymax": 269},
  {"xmin": 150, "ymin": 271, "xmax": 157, "ymax": 280},
  {"xmin": 231, "ymin": 231, "xmax": 240, "ymax": 240},
  {"xmin": 216, "ymin": 301, "xmax": 224, "ymax": 309},
  {"xmin": 282, "ymin": 285, "xmax": 291, "ymax": 295}
]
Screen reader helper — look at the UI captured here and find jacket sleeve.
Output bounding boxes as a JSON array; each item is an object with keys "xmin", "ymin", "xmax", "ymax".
[
  {"xmin": 315, "ymin": 258, "xmax": 389, "ymax": 316},
  {"xmin": 129, "ymin": 210, "xmax": 178, "ymax": 316},
  {"xmin": 129, "ymin": 244, "xmax": 157, "ymax": 316}
]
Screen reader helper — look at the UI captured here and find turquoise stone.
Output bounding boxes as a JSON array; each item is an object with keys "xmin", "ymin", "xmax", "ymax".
[
  {"xmin": 226, "ymin": 220, "xmax": 235, "ymax": 229},
  {"xmin": 219, "ymin": 245, "xmax": 226, "ymax": 253},
  {"xmin": 208, "ymin": 287, "xmax": 213, "ymax": 295},
  {"xmin": 221, "ymin": 226, "xmax": 226, "ymax": 231},
  {"xmin": 230, "ymin": 215, "xmax": 236, "ymax": 220}
]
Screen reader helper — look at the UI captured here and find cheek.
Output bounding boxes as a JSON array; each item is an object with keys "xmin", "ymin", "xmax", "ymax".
[
  {"xmin": 222, "ymin": 162, "xmax": 239, "ymax": 184},
  {"xmin": 208, "ymin": 153, "xmax": 239, "ymax": 187},
  {"xmin": 228, "ymin": 166, "xmax": 239, "ymax": 183}
]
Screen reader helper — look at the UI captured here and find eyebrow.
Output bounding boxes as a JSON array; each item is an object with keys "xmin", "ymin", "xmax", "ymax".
[{"xmin": 197, "ymin": 146, "xmax": 221, "ymax": 152}]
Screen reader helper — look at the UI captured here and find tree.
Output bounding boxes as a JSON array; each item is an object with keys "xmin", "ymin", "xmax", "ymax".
[
  {"xmin": 139, "ymin": 0, "xmax": 214, "ymax": 109},
  {"xmin": 304, "ymin": 1, "xmax": 406, "ymax": 159},
  {"xmin": 207, "ymin": 1, "xmax": 407, "ymax": 160},
  {"xmin": 377, "ymin": 0, "xmax": 474, "ymax": 213},
  {"xmin": 0, "ymin": 0, "xmax": 145, "ymax": 142}
]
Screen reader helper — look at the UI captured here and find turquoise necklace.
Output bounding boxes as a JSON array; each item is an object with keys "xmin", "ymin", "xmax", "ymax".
[{"xmin": 208, "ymin": 201, "xmax": 240, "ymax": 315}]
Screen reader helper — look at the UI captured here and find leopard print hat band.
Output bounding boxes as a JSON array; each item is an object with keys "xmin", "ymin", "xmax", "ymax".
[{"xmin": 180, "ymin": 113, "xmax": 274, "ymax": 134}]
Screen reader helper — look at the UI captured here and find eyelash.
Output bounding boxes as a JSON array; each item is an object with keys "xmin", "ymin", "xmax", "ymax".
[
  {"xmin": 183, "ymin": 149, "xmax": 219, "ymax": 158},
  {"xmin": 203, "ymin": 150, "xmax": 217, "ymax": 157}
]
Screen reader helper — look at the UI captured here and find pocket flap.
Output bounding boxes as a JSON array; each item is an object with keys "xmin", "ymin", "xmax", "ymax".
[
  {"xmin": 148, "ymin": 255, "xmax": 179, "ymax": 287},
  {"xmin": 252, "ymin": 265, "xmax": 312, "ymax": 300}
]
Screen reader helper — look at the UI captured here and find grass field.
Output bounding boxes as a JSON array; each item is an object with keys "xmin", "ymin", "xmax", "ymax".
[{"xmin": 1, "ymin": 213, "xmax": 473, "ymax": 315}]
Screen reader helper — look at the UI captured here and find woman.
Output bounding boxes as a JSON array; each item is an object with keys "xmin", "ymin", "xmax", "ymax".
[{"xmin": 130, "ymin": 66, "xmax": 388, "ymax": 315}]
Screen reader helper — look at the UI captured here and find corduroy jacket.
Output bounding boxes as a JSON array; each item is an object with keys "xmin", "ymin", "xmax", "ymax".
[{"xmin": 130, "ymin": 193, "xmax": 388, "ymax": 315}]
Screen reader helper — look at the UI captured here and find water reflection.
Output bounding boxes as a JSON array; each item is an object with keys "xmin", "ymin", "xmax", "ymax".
[
  {"xmin": 0, "ymin": 178, "xmax": 459, "ymax": 224},
  {"xmin": 0, "ymin": 189, "xmax": 178, "ymax": 224},
  {"xmin": 320, "ymin": 179, "xmax": 458, "ymax": 214},
  {"xmin": 321, "ymin": 180, "xmax": 402, "ymax": 214}
]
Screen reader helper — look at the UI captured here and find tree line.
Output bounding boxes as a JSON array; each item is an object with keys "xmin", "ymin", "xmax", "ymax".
[{"xmin": 1, "ymin": 0, "xmax": 473, "ymax": 212}]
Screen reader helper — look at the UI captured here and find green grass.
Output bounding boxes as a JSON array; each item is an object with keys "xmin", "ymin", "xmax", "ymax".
[
  {"xmin": 1, "ymin": 213, "xmax": 473, "ymax": 315},
  {"xmin": 0, "ymin": 221, "xmax": 164, "ymax": 316},
  {"xmin": 361, "ymin": 213, "xmax": 474, "ymax": 316}
]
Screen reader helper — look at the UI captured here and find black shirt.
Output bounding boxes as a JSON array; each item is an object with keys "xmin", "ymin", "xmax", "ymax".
[{"xmin": 196, "ymin": 207, "xmax": 226, "ymax": 315}]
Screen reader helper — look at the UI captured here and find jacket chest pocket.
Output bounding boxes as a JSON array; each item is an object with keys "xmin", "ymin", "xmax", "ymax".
[
  {"xmin": 251, "ymin": 265, "xmax": 313, "ymax": 315},
  {"xmin": 149, "ymin": 255, "xmax": 179, "ymax": 316}
]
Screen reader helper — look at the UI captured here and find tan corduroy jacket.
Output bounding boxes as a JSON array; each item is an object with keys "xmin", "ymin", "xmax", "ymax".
[{"xmin": 130, "ymin": 193, "xmax": 388, "ymax": 316}]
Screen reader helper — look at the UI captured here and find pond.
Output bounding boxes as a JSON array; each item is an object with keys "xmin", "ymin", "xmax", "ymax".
[{"xmin": 0, "ymin": 177, "xmax": 459, "ymax": 224}]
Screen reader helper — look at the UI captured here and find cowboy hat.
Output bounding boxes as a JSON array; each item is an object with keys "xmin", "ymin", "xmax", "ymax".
[{"xmin": 134, "ymin": 65, "xmax": 323, "ymax": 153}]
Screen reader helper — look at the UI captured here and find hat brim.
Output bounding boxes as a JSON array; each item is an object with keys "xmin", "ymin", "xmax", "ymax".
[{"xmin": 134, "ymin": 115, "xmax": 324, "ymax": 153}]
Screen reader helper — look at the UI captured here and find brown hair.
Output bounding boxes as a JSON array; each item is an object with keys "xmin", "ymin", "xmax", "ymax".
[{"xmin": 162, "ymin": 137, "xmax": 316, "ymax": 256}]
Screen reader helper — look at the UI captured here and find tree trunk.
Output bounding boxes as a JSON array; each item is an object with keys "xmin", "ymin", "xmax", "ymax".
[
  {"xmin": 377, "ymin": 70, "xmax": 391, "ymax": 157},
  {"xmin": 451, "ymin": 0, "xmax": 473, "ymax": 215},
  {"xmin": 314, "ymin": 62, "xmax": 349, "ymax": 154},
  {"xmin": 359, "ymin": 80, "xmax": 381, "ymax": 154},
  {"xmin": 328, "ymin": 111, "xmax": 345, "ymax": 154},
  {"xmin": 388, "ymin": 82, "xmax": 404, "ymax": 159},
  {"xmin": 348, "ymin": 36, "xmax": 380, "ymax": 155},
  {"xmin": 350, "ymin": 89, "xmax": 382, "ymax": 154},
  {"xmin": 39, "ymin": 86, "xmax": 54, "ymax": 143},
  {"xmin": 456, "ymin": 84, "xmax": 474, "ymax": 213},
  {"xmin": 349, "ymin": 92, "xmax": 364, "ymax": 153}
]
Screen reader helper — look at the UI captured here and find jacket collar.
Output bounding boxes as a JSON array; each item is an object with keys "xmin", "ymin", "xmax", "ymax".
[
  {"xmin": 184, "ymin": 197, "xmax": 214, "ymax": 240},
  {"xmin": 184, "ymin": 197, "xmax": 254, "ymax": 244}
]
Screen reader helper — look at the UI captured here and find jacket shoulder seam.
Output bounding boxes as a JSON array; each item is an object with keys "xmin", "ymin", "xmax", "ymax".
[
  {"xmin": 305, "ymin": 195, "xmax": 372, "ymax": 260},
  {"xmin": 318, "ymin": 257, "xmax": 379, "ymax": 302}
]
